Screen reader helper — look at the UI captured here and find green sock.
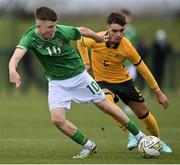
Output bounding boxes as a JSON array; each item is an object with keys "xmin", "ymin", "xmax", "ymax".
[
  {"xmin": 71, "ymin": 130, "xmax": 88, "ymax": 145},
  {"xmin": 125, "ymin": 120, "xmax": 139, "ymax": 135}
]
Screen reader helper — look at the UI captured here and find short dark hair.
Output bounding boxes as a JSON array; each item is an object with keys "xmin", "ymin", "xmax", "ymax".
[
  {"xmin": 121, "ymin": 9, "xmax": 131, "ymax": 16},
  {"xmin": 35, "ymin": 7, "xmax": 57, "ymax": 22},
  {"xmin": 107, "ymin": 12, "xmax": 127, "ymax": 26}
]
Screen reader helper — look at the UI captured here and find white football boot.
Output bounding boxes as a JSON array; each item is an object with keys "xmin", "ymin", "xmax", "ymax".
[{"xmin": 73, "ymin": 140, "xmax": 97, "ymax": 159}]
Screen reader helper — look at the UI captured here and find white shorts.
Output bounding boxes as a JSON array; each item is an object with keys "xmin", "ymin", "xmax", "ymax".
[{"xmin": 48, "ymin": 70, "xmax": 105, "ymax": 111}]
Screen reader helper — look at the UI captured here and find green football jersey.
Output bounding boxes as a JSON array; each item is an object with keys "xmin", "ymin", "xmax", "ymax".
[
  {"xmin": 124, "ymin": 25, "xmax": 137, "ymax": 47},
  {"xmin": 17, "ymin": 25, "xmax": 85, "ymax": 80}
]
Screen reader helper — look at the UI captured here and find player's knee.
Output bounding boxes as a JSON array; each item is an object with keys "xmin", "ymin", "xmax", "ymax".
[
  {"xmin": 138, "ymin": 110, "xmax": 149, "ymax": 119},
  {"xmin": 105, "ymin": 94, "xmax": 114, "ymax": 103},
  {"xmin": 51, "ymin": 115, "xmax": 66, "ymax": 126}
]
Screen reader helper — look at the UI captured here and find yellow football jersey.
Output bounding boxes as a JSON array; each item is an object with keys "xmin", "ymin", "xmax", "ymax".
[
  {"xmin": 77, "ymin": 31, "xmax": 158, "ymax": 89},
  {"xmin": 79, "ymin": 31, "xmax": 141, "ymax": 83}
]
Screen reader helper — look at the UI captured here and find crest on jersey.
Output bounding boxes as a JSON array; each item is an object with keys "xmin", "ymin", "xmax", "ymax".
[
  {"xmin": 57, "ymin": 40, "xmax": 64, "ymax": 47},
  {"xmin": 114, "ymin": 53, "xmax": 123, "ymax": 59}
]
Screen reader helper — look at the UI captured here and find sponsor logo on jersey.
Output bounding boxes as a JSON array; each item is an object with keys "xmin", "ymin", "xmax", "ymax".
[
  {"xmin": 37, "ymin": 44, "xmax": 43, "ymax": 48},
  {"xmin": 35, "ymin": 41, "xmax": 44, "ymax": 48}
]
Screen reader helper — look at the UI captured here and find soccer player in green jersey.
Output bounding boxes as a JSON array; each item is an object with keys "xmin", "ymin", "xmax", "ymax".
[{"xmin": 9, "ymin": 7, "xmax": 145, "ymax": 159}]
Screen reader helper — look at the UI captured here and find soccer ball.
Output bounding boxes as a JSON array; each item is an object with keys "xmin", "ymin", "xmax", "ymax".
[{"xmin": 138, "ymin": 136, "xmax": 162, "ymax": 158}]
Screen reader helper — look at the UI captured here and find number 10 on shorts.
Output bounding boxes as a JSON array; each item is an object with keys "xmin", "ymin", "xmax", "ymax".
[{"xmin": 87, "ymin": 81, "xmax": 100, "ymax": 95}]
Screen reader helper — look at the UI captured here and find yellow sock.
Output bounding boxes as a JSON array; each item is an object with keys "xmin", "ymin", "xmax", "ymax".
[
  {"xmin": 106, "ymin": 93, "xmax": 130, "ymax": 134},
  {"xmin": 141, "ymin": 112, "xmax": 160, "ymax": 137}
]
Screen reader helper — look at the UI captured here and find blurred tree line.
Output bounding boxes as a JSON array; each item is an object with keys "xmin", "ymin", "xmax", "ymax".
[{"xmin": 0, "ymin": 12, "xmax": 179, "ymax": 94}]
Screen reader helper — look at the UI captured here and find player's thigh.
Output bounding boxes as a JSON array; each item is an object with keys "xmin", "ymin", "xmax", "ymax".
[
  {"xmin": 97, "ymin": 81, "xmax": 119, "ymax": 103},
  {"xmin": 116, "ymin": 80, "xmax": 145, "ymax": 104}
]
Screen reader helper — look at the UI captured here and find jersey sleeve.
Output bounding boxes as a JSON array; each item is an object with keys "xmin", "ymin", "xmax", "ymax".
[
  {"xmin": 125, "ymin": 38, "xmax": 158, "ymax": 89},
  {"xmin": 77, "ymin": 37, "xmax": 90, "ymax": 64},
  {"xmin": 77, "ymin": 36, "xmax": 97, "ymax": 64},
  {"xmin": 80, "ymin": 36, "xmax": 97, "ymax": 47},
  {"xmin": 81, "ymin": 31, "xmax": 105, "ymax": 47},
  {"xmin": 17, "ymin": 35, "xmax": 32, "ymax": 50},
  {"xmin": 136, "ymin": 61, "xmax": 159, "ymax": 89},
  {"xmin": 58, "ymin": 25, "xmax": 81, "ymax": 41},
  {"xmin": 124, "ymin": 38, "xmax": 141, "ymax": 64}
]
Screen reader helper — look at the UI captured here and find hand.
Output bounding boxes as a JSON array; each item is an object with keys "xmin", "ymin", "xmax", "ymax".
[
  {"xmin": 104, "ymin": 32, "xmax": 109, "ymax": 42},
  {"xmin": 85, "ymin": 63, "xmax": 91, "ymax": 73},
  {"xmin": 153, "ymin": 88, "xmax": 169, "ymax": 109},
  {"xmin": 9, "ymin": 70, "xmax": 21, "ymax": 88},
  {"xmin": 96, "ymin": 33, "xmax": 109, "ymax": 43}
]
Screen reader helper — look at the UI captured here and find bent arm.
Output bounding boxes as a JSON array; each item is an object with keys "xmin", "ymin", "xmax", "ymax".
[
  {"xmin": 77, "ymin": 27, "xmax": 104, "ymax": 43},
  {"xmin": 9, "ymin": 48, "xmax": 27, "ymax": 87},
  {"xmin": 9, "ymin": 48, "xmax": 26, "ymax": 71}
]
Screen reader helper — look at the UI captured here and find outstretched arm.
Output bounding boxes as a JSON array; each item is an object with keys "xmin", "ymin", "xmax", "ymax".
[{"xmin": 9, "ymin": 48, "xmax": 27, "ymax": 88}]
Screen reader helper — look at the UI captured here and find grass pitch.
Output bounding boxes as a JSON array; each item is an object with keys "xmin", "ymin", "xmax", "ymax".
[{"xmin": 0, "ymin": 88, "xmax": 179, "ymax": 163}]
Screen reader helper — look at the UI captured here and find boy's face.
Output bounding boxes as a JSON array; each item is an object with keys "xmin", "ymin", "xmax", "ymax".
[
  {"xmin": 36, "ymin": 19, "xmax": 57, "ymax": 40},
  {"xmin": 107, "ymin": 23, "xmax": 125, "ymax": 43}
]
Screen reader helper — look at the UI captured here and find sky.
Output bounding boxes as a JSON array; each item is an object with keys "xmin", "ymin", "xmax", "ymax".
[{"xmin": 0, "ymin": 0, "xmax": 179, "ymax": 16}]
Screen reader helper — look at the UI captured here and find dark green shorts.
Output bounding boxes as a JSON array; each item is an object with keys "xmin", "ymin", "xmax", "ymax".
[{"xmin": 97, "ymin": 80, "xmax": 145, "ymax": 105}]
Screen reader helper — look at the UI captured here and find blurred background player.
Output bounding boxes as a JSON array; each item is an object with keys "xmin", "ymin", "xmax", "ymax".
[
  {"xmin": 77, "ymin": 12, "xmax": 172, "ymax": 153},
  {"xmin": 152, "ymin": 29, "xmax": 172, "ymax": 89},
  {"xmin": 136, "ymin": 36, "xmax": 149, "ymax": 91}
]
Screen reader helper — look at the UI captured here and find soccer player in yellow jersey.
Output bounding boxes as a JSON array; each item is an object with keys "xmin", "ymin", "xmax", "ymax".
[{"xmin": 77, "ymin": 12, "xmax": 172, "ymax": 153}]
